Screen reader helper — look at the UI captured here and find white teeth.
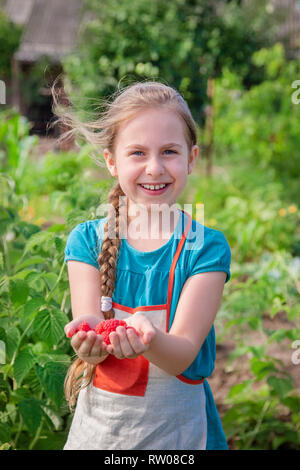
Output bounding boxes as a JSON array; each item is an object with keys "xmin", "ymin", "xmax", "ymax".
[{"xmin": 141, "ymin": 184, "xmax": 167, "ymax": 190}]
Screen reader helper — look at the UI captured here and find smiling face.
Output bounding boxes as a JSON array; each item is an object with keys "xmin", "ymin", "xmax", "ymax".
[{"xmin": 103, "ymin": 107, "xmax": 198, "ymax": 217}]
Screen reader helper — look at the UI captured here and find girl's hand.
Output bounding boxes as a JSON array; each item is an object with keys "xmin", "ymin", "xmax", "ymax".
[
  {"xmin": 65, "ymin": 315, "xmax": 109, "ymax": 365},
  {"xmin": 106, "ymin": 314, "xmax": 156, "ymax": 359}
]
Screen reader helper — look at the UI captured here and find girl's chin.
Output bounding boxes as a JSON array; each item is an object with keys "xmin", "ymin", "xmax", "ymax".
[{"xmin": 129, "ymin": 200, "xmax": 176, "ymax": 213}]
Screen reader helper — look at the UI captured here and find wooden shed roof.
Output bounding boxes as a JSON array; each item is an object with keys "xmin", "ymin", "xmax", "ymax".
[
  {"xmin": 4, "ymin": 0, "xmax": 83, "ymax": 63},
  {"xmin": 274, "ymin": 0, "xmax": 300, "ymax": 48},
  {"xmin": 4, "ymin": 0, "xmax": 35, "ymax": 25}
]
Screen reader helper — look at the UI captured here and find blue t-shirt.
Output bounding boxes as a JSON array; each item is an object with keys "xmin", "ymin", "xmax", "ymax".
[{"xmin": 64, "ymin": 209, "xmax": 231, "ymax": 449}]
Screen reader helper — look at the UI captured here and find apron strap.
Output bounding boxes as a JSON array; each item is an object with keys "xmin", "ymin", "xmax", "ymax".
[{"xmin": 166, "ymin": 209, "xmax": 192, "ymax": 332}]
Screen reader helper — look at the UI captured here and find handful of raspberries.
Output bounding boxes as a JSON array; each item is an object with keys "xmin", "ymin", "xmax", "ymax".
[{"xmin": 67, "ymin": 319, "xmax": 137, "ymax": 345}]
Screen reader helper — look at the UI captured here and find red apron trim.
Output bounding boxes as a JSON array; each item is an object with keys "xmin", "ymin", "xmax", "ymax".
[
  {"xmin": 176, "ymin": 374, "xmax": 204, "ymax": 385},
  {"xmin": 94, "ymin": 354, "xmax": 149, "ymax": 397},
  {"xmin": 166, "ymin": 210, "xmax": 192, "ymax": 333},
  {"xmin": 112, "ymin": 302, "xmax": 167, "ymax": 314}
]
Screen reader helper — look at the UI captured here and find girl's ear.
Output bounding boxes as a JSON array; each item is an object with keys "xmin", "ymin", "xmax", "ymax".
[
  {"xmin": 103, "ymin": 148, "xmax": 118, "ymax": 178},
  {"xmin": 188, "ymin": 145, "xmax": 199, "ymax": 174}
]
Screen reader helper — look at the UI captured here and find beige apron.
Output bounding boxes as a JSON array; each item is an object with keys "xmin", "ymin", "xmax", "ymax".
[{"xmin": 64, "ymin": 210, "xmax": 207, "ymax": 450}]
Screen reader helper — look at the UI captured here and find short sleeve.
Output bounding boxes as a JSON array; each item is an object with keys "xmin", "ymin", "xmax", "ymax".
[
  {"xmin": 187, "ymin": 228, "xmax": 231, "ymax": 283},
  {"xmin": 64, "ymin": 221, "xmax": 101, "ymax": 270}
]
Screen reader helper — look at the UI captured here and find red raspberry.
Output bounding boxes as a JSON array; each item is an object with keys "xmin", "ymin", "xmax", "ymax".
[
  {"xmin": 78, "ymin": 322, "xmax": 92, "ymax": 333},
  {"xmin": 67, "ymin": 327, "xmax": 78, "ymax": 338},
  {"xmin": 100, "ymin": 330, "xmax": 112, "ymax": 345},
  {"xmin": 94, "ymin": 319, "xmax": 120, "ymax": 335},
  {"xmin": 94, "ymin": 319, "xmax": 137, "ymax": 345}
]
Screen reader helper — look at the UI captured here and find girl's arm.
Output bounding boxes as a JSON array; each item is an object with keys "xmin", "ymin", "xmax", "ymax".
[
  {"xmin": 108, "ymin": 271, "xmax": 227, "ymax": 375},
  {"xmin": 143, "ymin": 271, "xmax": 227, "ymax": 376}
]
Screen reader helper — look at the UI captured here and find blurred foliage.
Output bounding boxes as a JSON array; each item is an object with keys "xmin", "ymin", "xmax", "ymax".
[
  {"xmin": 0, "ymin": 110, "xmax": 113, "ymax": 450},
  {"xmin": 213, "ymin": 43, "xmax": 300, "ymax": 206},
  {"xmin": 0, "ymin": 109, "xmax": 39, "ymax": 193},
  {"xmin": 62, "ymin": 0, "xmax": 279, "ymax": 122},
  {"xmin": 0, "ymin": 6, "xmax": 22, "ymax": 80},
  {"xmin": 19, "ymin": 58, "xmax": 62, "ymax": 117}
]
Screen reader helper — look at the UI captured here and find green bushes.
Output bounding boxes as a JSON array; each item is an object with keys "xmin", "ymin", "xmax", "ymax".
[
  {"xmin": 213, "ymin": 43, "xmax": 300, "ymax": 206},
  {"xmin": 0, "ymin": 112, "xmax": 112, "ymax": 449},
  {"xmin": 191, "ymin": 44, "xmax": 300, "ymax": 447},
  {"xmin": 0, "ymin": 170, "xmax": 70, "ymax": 449}
]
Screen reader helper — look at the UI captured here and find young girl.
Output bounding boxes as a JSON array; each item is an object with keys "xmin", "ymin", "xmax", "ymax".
[{"xmin": 58, "ymin": 81, "xmax": 231, "ymax": 450}]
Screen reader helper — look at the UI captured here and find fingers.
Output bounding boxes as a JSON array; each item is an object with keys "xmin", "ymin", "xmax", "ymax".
[
  {"xmin": 142, "ymin": 326, "xmax": 156, "ymax": 345},
  {"xmin": 67, "ymin": 316, "xmax": 156, "ymax": 361},
  {"xmin": 125, "ymin": 315, "xmax": 156, "ymax": 343},
  {"xmin": 127, "ymin": 327, "xmax": 148, "ymax": 353},
  {"xmin": 108, "ymin": 326, "xmax": 147, "ymax": 359},
  {"xmin": 109, "ymin": 326, "xmax": 134, "ymax": 359},
  {"xmin": 87, "ymin": 332, "xmax": 108, "ymax": 359},
  {"xmin": 71, "ymin": 330, "xmax": 107, "ymax": 360}
]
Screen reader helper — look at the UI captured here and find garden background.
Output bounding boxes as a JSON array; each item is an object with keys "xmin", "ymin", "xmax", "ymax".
[{"xmin": 0, "ymin": 0, "xmax": 299, "ymax": 450}]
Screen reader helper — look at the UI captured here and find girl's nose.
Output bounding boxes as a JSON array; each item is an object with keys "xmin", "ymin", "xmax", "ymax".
[{"xmin": 145, "ymin": 155, "xmax": 165, "ymax": 176}]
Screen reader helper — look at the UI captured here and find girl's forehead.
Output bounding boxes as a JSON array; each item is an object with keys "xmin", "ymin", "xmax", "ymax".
[{"xmin": 116, "ymin": 108, "xmax": 186, "ymax": 143}]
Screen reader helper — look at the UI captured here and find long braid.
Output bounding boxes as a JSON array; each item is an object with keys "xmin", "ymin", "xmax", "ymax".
[{"xmin": 98, "ymin": 182, "xmax": 126, "ymax": 319}]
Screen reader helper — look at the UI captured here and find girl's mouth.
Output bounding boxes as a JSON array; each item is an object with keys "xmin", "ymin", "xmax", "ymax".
[{"xmin": 138, "ymin": 183, "xmax": 171, "ymax": 195}]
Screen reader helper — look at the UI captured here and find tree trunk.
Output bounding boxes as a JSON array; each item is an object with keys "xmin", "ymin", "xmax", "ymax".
[{"xmin": 205, "ymin": 77, "xmax": 215, "ymax": 177}]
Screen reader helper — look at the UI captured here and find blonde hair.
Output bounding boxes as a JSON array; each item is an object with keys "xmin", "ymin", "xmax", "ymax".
[{"xmin": 52, "ymin": 79, "xmax": 198, "ymax": 410}]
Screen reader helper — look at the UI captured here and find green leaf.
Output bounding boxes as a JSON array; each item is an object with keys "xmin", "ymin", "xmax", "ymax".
[
  {"xmin": 25, "ymin": 271, "xmax": 44, "ymax": 292},
  {"xmin": 281, "ymin": 396, "xmax": 300, "ymax": 413},
  {"xmin": 0, "ymin": 373, "xmax": 10, "ymax": 395},
  {"xmin": 10, "ymin": 268, "xmax": 36, "ymax": 281},
  {"xmin": 42, "ymin": 272, "xmax": 58, "ymax": 290},
  {"xmin": 248, "ymin": 345, "xmax": 265, "ymax": 359},
  {"xmin": 267, "ymin": 375, "xmax": 294, "ymax": 399},
  {"xmin": 227, "ymin": 380, "xmax": 252, "ymax": 398},
  {"xmin": 24, "ymin": 231, "xmax": 53, "ymax": 255},
  {"xmin": 0, "ymin": 328, "xmax": 7, "ymax": 364},
  {"xmin": 33, "ymin": 308, "xmax": 68, "ymax": 347},
  {"xmin": 15, "ymin": 256, "xmax": 46, "ymax": 272},
  {"xmin": 35, "ymin": 362, "xmax": 66, "ymax": 408},
  {"xmin": 272, "ymin": 435, "xmax": 289, "ymax": 450},
  {"xmin": 5, "ymin": 326, "xmax": 20, "ymax": 362},
  {"xmin": 0, "ymin": 423, "xmax": 11, "ymax": 444},
  {"xmin": 266, "ymin": 328, "xmax": 295, "ymax": 344},
  {"xmin": 0, "ymin": 442, "xmax": 11, "ymax": 450},
  {"xmin": 10, "ymin": 388, "xmax": 32, "ymax": 403},
  {"xmin": 250, "ymin": 358, "xmax": 277, "ymax": 380},
  {"xmin": 54, "ymin": 237, "xmax": 64, "ymax": 252},
  {"xmin": 18, "ymin": 398, "xmax": 43, "ymax": 433},
  {"xmin": 0, "ymin": 373, "xmax": 9, "ymax": 411},
  {"xmin": 41, "ymin": 403, "xmax": 64, "ymax": 431},
  {"xmin": 227, "ymin": 345, "xmax": 249, "ymax": 361},
  {"xmin": 9, "ymin": 279, "xmax": 29, "ymax": 308},
  {"xmin": 17, "ymin": 221, "xmax": 40, "ymax": 240},
  {"xmin": 36, "ymin": 352, "xmax": 70, "ymax": 367},
  {"xmin": 24, "ymin": 297, "xmax": 46, "ymax": 317},
  {"xmin": 14, "ymin": 346, "xmax": 36, "ymax": 386},
  {"xmin": 47, "ymin": 224, "xmax": 66, "ymax": 233}
]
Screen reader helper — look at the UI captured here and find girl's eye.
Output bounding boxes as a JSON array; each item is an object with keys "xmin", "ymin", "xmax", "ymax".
[{"xmin": 131, "ymin": 150, "xmax": 177, "ymax": 156}]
